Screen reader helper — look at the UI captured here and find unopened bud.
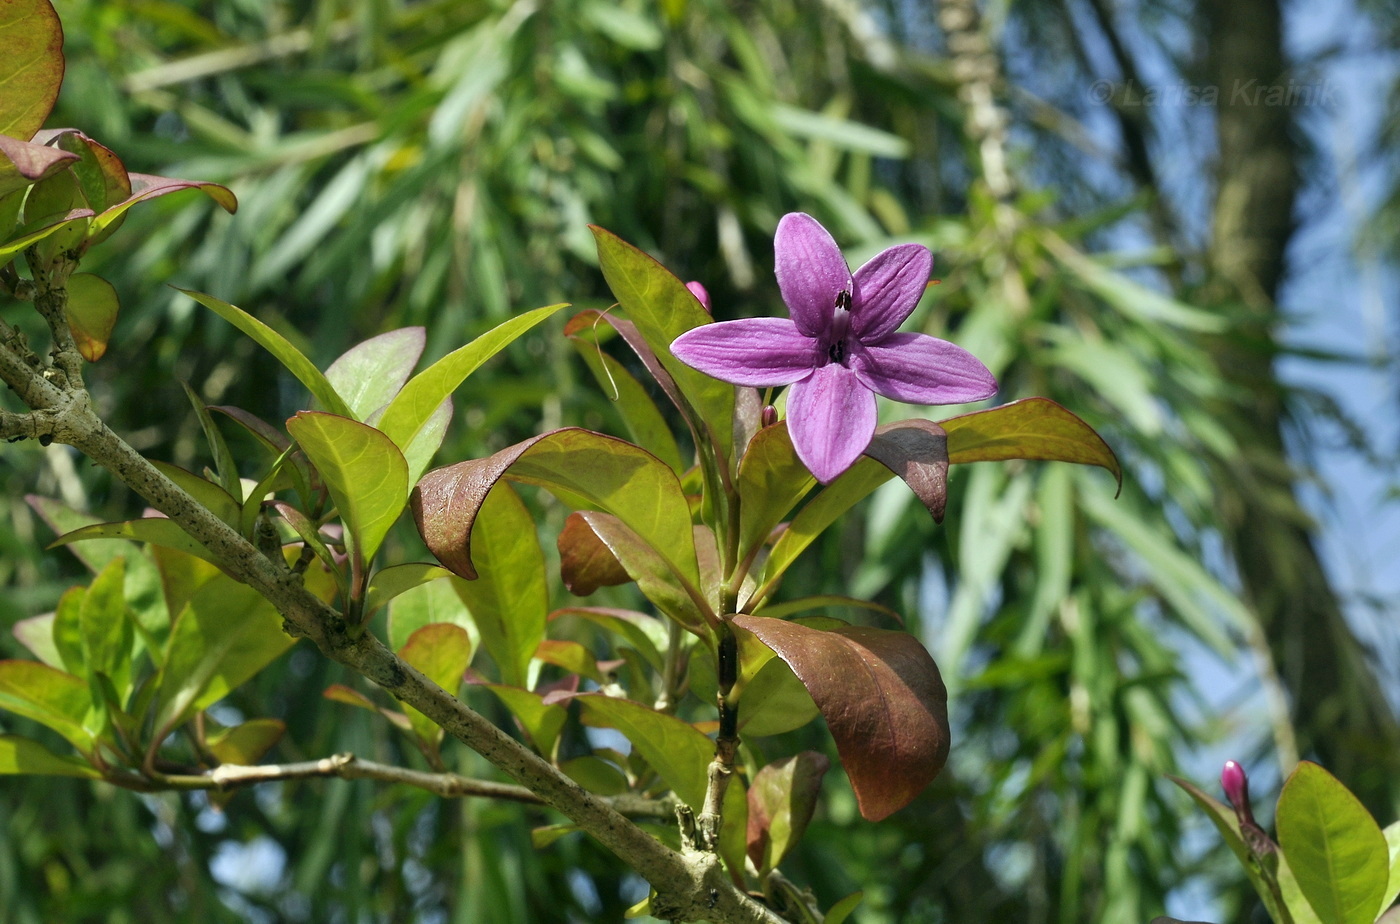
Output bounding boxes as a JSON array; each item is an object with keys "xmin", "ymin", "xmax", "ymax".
[
  {"xmin": 761, "ymin": 405, "xmax": 778, "ymax": 428},
  {"xmin": 685, "ymin": 281, "xmax": 711, "ymax": 313},
  {"xmin": 1221, "ymin": 760, "xmax": 1255, "ymax": 825}
]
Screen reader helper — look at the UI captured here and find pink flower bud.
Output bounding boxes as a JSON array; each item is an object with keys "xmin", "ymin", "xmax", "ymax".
[
  {"xmin": 685, "ymin": 281, "xmax": 711, "ymax": 313},
  {"xmin": 761, "ymin": 405, "xmax": 778, "ymax": 428},
  {"xmin": 1221, "ymin": 760, "xmax": 1256, "ymax": 825}
]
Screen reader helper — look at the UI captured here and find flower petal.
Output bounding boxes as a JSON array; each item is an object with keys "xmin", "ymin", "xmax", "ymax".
[
  {"xmin": 671, "ymin": 318, "xmax": 817, "ymax": 387},
  {"xmin": 850, "ymin": 333, "xmax": 998, "ymax": 405},
  {"xmin": 786, "ymin": 364, "xmax": 877, "ymax": 483},
  {"xmin": 850, "ymin": 243, "xmax": 932, "ymax": 342},
  {"xmin": 775, "ymin": 213, "xmax": 852, "ymax": 339}
]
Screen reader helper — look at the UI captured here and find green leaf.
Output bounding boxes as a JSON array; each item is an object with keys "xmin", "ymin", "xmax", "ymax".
[
  {"xmin": 449, "ymin": 483, "xmax": 546, "ymax": 688},
  {"xmin": 735, "ymin": 423, "xmax": 817, "ymax": 568},
  {"xmin": 731, "ymin": 616, "xmax": 950, "ymax": 821},
  {"xmin": 589, "ymin": 226, "xmax": 735, "ymax": 461},
  {"xmin": 733, "ymin": 650, "xmax": 819, "ymax": 737},
  {"xmin": 0, "ymin": 661, "xmax": 96, "ymax": 755},
  {"xmin": 58, "ymin": 272, "xmax": 119, "ymax": 362},
  {"xmin": 940, "ymin": 397, "xmax": 1122, "ymax": 493},
  {"xmin": 50, "ymin": 585, "xmax": 85, "ymax": 675},
  {"xmin": 363, "ymin": 564, "xmax": 452, "ymax": 620},
  {"xmin": 823, "ymin": 892, "xmax": 865, "ymax": 924},
  {"xmin": 152, "ymin": 460, "xmax": 241, "ymax": 529},
  {"xmin": 0, "ymin": 735, "xmax": 100, "ymax": 779},
  {"xmin": 10, "ymin": 613, "xmax": 62, "ymax": 668},
  {"xmin": 387, "ymin": 576, "xmax": 477, "ymax": 654},
  {"xmin": 0, "ymin": 205, "xmax": 92, "ymax": 258},
  {"xmin": 770, "ymin": 103, "xmax": 911, "ymax": 157},
  {"xmin": 152, "ymin": 576, "xmax": 297, "ymax": 732},
  {"xmin": 1277, "ymin": 761, "xmax": 1390, "ymax": 924},
  {"xmin": 38, "ymin": 130, "xmax": 131, "ymax": 238},
  {"xmin": 481, "ymin": 683, "xmax": 568, "ymax": 755},
  {"xmin": 49, "ymin": 517, "xmax": 224, "ymax": 568},
  {"xmin": 0, "ymin": 135, "xmax": 76, "ymax": 200},
  {"xmin": 325, "ymin": 327, "xmax": 426, "ymax": 420},
  {"xmin": 547, "ymin": 607, "xmax": 666, "ymax": 673},
  {"xmin": 413, "ymin": 428, "xmax": 699, "ymax": 596},
  {"xmin": 206, "ymin": 718, "xmax": 286, "ymax": 766},
  {"xmin": 376, "ymin": 303, "xmax": 566, "ymax": 452},
  {"xmin": 565, "ymin": 310, "xmax": 684, "ymax": 472},
  {"xmin": 397, "ymin": 623, "xmax": 472, "ymax": 744},
  {"xmin": 287, "ymin": 411, "xmax": 409, "ymax": 567},
  {"xmin": 0, "ymin": 0, "xmax": 64, "ymax": 139},
  {"xmin": 79, "ymin": 557, "xmax": 133, "ymax": 704},
  {"xmin": 179, "ymin": 289, "xmax": 353, "ymax": 418},
  {"xmin": 1383, "ymin": 821, "xmax": 1400, "ymax": 919},
  {"xmin": 397, "ymin": 397, "xmax": 453, "ymax": 487},
  {"xmin": 178, "ymin": 383, "xmax": 243, "ymax": 504},
  {"xmin": 746, "ymin": 751, "xmax": 830, "ymax": 872}
]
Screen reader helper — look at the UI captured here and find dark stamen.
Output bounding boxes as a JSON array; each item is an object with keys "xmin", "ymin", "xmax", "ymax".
[
  {"xmin": 827, "ymin": 340, "xmax": 846, "ymax": 363},
  {"xmin": 835, "ymin": 290, "xmax": 852, "ymax": 312}
]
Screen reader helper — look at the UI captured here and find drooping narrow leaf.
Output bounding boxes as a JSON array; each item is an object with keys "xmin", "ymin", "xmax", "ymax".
[
  {"xmin": 325, "ymin": 327, "xmax": 427, "ymax": 420},
  {"xmin": 1277, "ymin": 761, "xmax": 1390, "ymax": 924},
  {"xmin": 287, "ymin": 411, "xmax": 409, "ymax": 567},
  {"xmin": 449, "ymin": 483, "xmax": 547, "ymax": 688},
  {"xmin": 376, "ymin": 303, "xmax": 566, "ymax": 451},
  {"xmin": 180, "ymin": 289, "xmax": 353, "ymax": 417},
  {"xmin": 731, "ymin": 616, "xmax": 950, "ymax": 821},
  {"xmin": 412, "ymin": 428, "xmax": 698, "ymax": 593},
  {"xmin": 939, "ymin": 397, "xmax": 1121, "ymax": 492}
]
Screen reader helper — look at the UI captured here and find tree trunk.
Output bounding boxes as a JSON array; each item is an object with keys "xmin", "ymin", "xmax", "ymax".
[{"xmin": 1206, "ymin": 0, "xmax": 1400, "ymax": 816}]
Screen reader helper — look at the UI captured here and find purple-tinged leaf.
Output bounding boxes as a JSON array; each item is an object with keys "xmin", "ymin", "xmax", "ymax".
[
  {"xmin": 732, "ymin": 615, "xmax": 949, "ymax": 821},
  {"xmin": 752, "ymin": 594, "xmax": 903, "ymax": 626},
  {"xmin": 0, "ymin": 734, "xmax": 100, "ymax": 778},
  {"xmin": 92, "ymin": 172, "xmax": 237, "ymax": 236},
  {"xmin": 0, "ymin": 134, "xmax": 77, "ymax": 198},
  {"xmin": 206, "ymin": 718, "xmax": 285, "ymax": 766},
  {"xmin": 0, "ymin": 0, "xmax": 64, "ymax": 140},
  {"xmin": 36, "ymin": 129, "xmax": 131, "ymax": 219},
  {"xmin": 573, "ymin": 511, "xmax": 712, "ymax": 634},
  {"xmin": 0, "ymin": 206, "xmax": 92, "ymax": 258},
  {"xmin": 325, "ymin": 327, "xmax": 426, "ymax": 421},
  {"xmin": 864, "ymin": 419, "xmax": 949, "ymax": 523},
  {"xmin": 412, "ymin": 428, "xmax": 698, "ymax": 591},
  {"xmin": 940, "ymin": 397, "xmax": 1121, "ymax": 493},
  {"xmin": 210, "ymin": 405, "xmax": 290, "ymax": 453},
  {"xmin": 747, "ymin": 752, "xmax": 830, "ymax": 872},
  {"xmin": 558, "ymin": 512, "xmax": 631, "ymax": 595},
  {"xmin": 398, "ymin": 623, "xmax": 472, "ymax": 745}
]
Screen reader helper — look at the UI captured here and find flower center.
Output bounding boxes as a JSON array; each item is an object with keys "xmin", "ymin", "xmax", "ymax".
[{"xmin": 826, "ymin": 290, "xmax": 852, "ymax": 364}]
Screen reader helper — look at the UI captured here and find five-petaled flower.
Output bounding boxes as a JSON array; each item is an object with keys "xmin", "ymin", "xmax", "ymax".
[{"xmin": 671, "ymin": 212, "xmax": 998, "ymax": 483}]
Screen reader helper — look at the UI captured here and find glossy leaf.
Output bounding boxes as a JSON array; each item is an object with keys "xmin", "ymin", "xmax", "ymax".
[
  {"xmin": 0, "ymin": 660, "xmax": 95, "ymax": 754},
  {"xmin": 746, "ymin": 751, "xmax": 830, "ymax": 872},
  {"xmin": 1277, "ymin": 761, "xmax": 1390, "ymax": 924},
  {"xmin": 590, "ymin": 226, "xmax": 735, "ymax": 460},
  {"xmin": 565, "ymin": 309, "xmax": 684, "ymax": 472},
  {"xmin": 862, "ymin": 419, "xmax": 949, "ymax": 523},
  {"xmin": 180, "ymin": 289, "xmax": 353, "ymax": 418},
  {"xmin": 398, "ymin": 396, "xmax": 453, "ymax": 487},
  {"xmin": 940, "ymin": 397, "xmax": 1122, "ymax": 493},
  {"xmin": 376, "ymin": 303, "xmax": 566, "ymax": 452},
  {"xmin": 206, "ymin": 718, "xmax": 286, "ymax": 766},
  {"xmin": 731, "ymin": 615, "xmax": 950, "ymax": 821},
  {"xmin": 0, "ymin": 0, "xmax": 64, "ymax": 139},
  {"xmin": 152, "ymin": 576, "xmax": 298, "ymax": 732},
  {"xmin": 398, "ymin": 623, "xmax": 472, "ymax": 744},
  {"xmin": 448, "ymin": 483, "xmax": 546, "ymax": 688},
  {"xmin": 363, "ymin": 563, "xmax": 452, "ymax": 619},
  {"xmin": 558, "ymin": 512, "xmax": 631, "ymax": 595},
  {"xmin": 0, "ymin": 735, "xmax": 99, "ymax": 779},
  {"xmin": 387, "ymin": 576, "xmax": 477, "ymax": 654},
  {"xmin": 325, "ymin": 327, "xmax": 426, "ymax": 420},
  {"xmin": 413, "ymin": 428, "xmax": 698, "ymax": 593},
  {"xmin": 287, "ymin": 411, "xmax": 409, "ymax": 566}
]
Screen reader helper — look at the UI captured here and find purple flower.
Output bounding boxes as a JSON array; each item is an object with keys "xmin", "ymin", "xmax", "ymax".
[{"xmin": 671, "ymin": 212, "xmax": 997, "ymax": 482}]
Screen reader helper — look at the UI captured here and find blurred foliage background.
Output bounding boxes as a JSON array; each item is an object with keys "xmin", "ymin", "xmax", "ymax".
[{"xmin": 2, "ymin": 0, "xmax": 1397, "ymax": 921}]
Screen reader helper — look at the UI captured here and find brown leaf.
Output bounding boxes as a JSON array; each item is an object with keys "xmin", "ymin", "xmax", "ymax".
[
  {"xmin": 732, "ymin": 615, "xmax": 949, "ymax": 821},
  {"xmin": 865, "ymin": 419, "xmax": 949, "ymax": 523},
  {"xmin": 558, "ymin": 512, "xmax": 631, "ymax": 595}
]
